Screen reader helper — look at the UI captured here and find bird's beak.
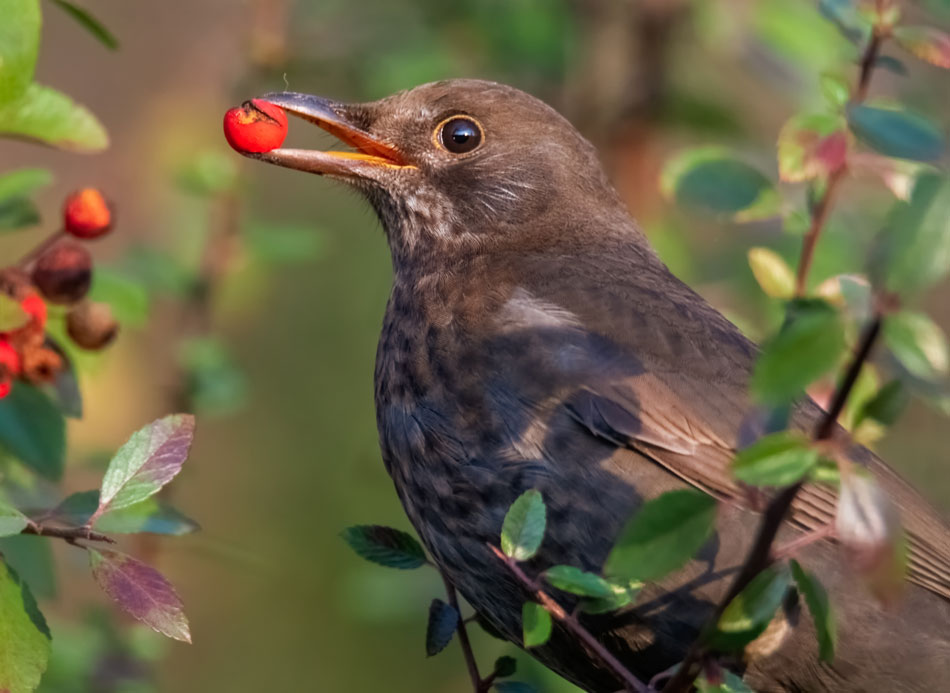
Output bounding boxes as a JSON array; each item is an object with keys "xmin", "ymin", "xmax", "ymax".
[{"xmin": 247, "ymin": 91, "xmax": 413, "ymax": 177}]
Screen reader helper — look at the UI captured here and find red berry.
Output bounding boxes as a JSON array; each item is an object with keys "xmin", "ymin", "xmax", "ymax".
[
  {"xmin": 32, "ymin": 241, "xmax": 93, "ymax": 304},
  {"xmin": 0, "ymin": 380, "xmax": 11, "ymax": 399},
  {"xmin": 0, "ymin": 339, "xmax": 20, "ymax": 377},
  {"xmin": 223, "ymin": 99, "xmax": 288, "ymax": 153},
  {"xmin": 64, "ymin": 188, "xmax": 113, "ymax": 239},
  {"xmin": 20, "ymin": 293, "xmax": 47, "ymax": 332}
]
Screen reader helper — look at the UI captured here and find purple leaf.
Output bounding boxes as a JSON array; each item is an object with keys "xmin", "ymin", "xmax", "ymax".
[
  {"xmin": 91, "ymin": 414, "xmax": 195, "ymax": 524},
  {"xmin": 88, "ymin": 547, "xmax": 191, "ymax": 643}
]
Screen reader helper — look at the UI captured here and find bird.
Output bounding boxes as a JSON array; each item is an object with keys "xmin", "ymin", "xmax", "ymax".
[{"xmin": 245, "ymin": 80, "xmax": 950, "ymax": 691}]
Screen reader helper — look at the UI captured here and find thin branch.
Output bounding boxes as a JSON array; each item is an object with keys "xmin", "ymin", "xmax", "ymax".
[
  {"xmin": 16, "ymin": 230, "xmax": 65, "ymax": 269},
  {"xmin": 21, "ymin": 523, "xmax": 114, "ymax": 544},
  {"xmin": 489, "ymin": 545, "xmax": 649, "ymax": 693},
  {"xmin": 441, "ymin": 572, "xmax": 488, "ymax": 693},
  {"xmin": 794, "ymin": 28, "xmax": 885, "ymax": 297},
  {"xmin": 662, "ymin": 312, "xmax": 884, "ymax": 692}
]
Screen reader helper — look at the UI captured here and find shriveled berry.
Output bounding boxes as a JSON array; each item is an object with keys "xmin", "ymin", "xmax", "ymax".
[
  {"xmin": 0, "ymin": 339, "xmax": 20, "ymax": 376},
  {"xmin": 66, "ymin": 301, "xmax": 118, "ymax": 350},
  {"xmin": 64, "ymin": 188, "xmax": 113, "ymax": 239},
  {"xmin": 223, "ymin": 99, "xmax": 288, "ymax": 153},
  {"xmin": 32, "ymin": 241, "xmax": 93, "ymax": 304},
  {"xmin": 21, "ymin": 345, "xmax": 62, "ymax": 384}
]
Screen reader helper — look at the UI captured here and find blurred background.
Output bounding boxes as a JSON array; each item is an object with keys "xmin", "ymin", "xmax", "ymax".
[{"xmin": 2, "ymin": 0, "xmax": 950, "ymax": 691}]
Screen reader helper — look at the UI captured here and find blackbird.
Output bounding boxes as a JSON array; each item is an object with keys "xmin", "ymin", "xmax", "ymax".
[{"xmin": 246, "ymin": 80, "xmax": 950, "ymax": 691}]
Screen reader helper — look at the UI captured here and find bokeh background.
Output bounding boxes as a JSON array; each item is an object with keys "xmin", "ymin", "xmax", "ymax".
[{"xmin": 2, "ymin": 0, "xmax": 950, "ymax": 691}]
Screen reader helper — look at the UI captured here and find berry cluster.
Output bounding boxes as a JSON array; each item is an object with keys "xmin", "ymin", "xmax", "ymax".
[{"xmin": 0, "ymin": 188, "xmax": 119, "ymax": 399}]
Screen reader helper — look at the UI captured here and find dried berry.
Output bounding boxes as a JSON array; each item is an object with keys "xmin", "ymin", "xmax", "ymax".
[
  {"xmin": 63, "ymin": 188, "xmax": 113, "ymax": 239},
  {"xmin": 223, "ymin": 99, "xmax": 288, "ymax": 153},
  {"xmin": 21, "ymin": 345, "xmax": 62, "ymax": 384},
  {"xmin": 66, "ymin": 301, "xmax": 118, "ymax": 350},
  {"xmin": 32, "ymin": 241, "xmax": 93, "ymax": 304}
]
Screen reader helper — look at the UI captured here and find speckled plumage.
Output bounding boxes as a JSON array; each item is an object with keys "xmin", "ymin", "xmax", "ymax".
[{"xmin": 261, "ymin": 80, "xmax": 950, "ymax": 691}]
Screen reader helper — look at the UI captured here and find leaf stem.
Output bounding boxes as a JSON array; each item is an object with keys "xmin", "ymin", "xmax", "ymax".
[{"xmin": 489, "ymin": 545, "xmax": 649, "ymax": 693}]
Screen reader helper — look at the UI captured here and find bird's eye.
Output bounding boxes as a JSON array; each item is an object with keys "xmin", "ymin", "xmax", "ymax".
[{"xmin": 437, "ymin": 117, "xmax": 483, "ymax": 154}]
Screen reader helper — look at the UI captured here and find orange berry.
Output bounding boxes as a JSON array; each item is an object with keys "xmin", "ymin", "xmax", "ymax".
[
  {"xmin": 63, "ymin": 188, "xmax": 113, "ymax": 239},
  {"xmin": 223, "ymin": 99, "xmax": 288, "ymax": 153}
]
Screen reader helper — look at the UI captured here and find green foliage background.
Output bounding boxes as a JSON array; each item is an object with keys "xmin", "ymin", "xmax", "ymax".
[{"xmin": 2, "ymin": 0, "xmax": 950, "ymax": 691}]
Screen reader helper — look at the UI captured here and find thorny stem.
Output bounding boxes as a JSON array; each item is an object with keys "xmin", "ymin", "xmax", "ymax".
[
  {"xmin": 664, "ymin": 27, "xmax": 889, "ymax": 689},
  {"xmin": 441, "ymin": 572, "xmax": 488, "ymax": 693},
  {"xmin": 794, "ymin": 28, "xmax": 885, "ymax": 297},
  {"xmin": 490, "ymin": 545, "xmax": 649, "ymax": 693}
]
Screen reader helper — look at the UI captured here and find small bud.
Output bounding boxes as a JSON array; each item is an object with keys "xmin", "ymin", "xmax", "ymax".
[
  {"xmin": 20, "ymin": 344, "xmax": 62, "ymax": 384},
  {"xmin": 66, "ymin": 301, "xmax": 118, "ymax": 350},
  {"xmin": 63, "ymin": 188, "xmax": 113, "ymax": 239},
  {"xmin": 31, "ymin": 241, "xmax": 93, "ymax": 304},
  {"xmin": 223, "ymin": 99, "xmax": 288, "ymax": 153}
]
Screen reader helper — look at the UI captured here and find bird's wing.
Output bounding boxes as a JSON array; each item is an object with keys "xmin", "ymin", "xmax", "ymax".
[{"xmin": 509, "ymin": 250, "xmax": 950, "ymax": 600}]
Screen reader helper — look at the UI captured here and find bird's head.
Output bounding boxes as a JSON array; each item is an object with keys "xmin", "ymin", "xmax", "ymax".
[{"xmin": 248, "ymin": 79, "xmax": 636, "ymax": 267}]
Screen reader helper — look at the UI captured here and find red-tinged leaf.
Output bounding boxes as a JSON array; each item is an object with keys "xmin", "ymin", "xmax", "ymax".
[
  {"xmin": 894, "ymin": 26, "xmax": 950, "ymax": 69},
  {"xmin": 88, "ymin": 547, "xmax": 191, "ymax": 642},
  {"xmin": 777, "ymin": 114, "xmax": 848, "ymax": 182},
  {"xmin": 92, "ymin": 414, "xmax": 195, "ymax": 523},
  {"xmin": 850, "ymin": 153, "xmax": 925, "ymax": 200}
]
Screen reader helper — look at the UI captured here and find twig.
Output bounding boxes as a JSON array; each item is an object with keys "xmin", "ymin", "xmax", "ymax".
[
  {"xmin": 441, "ymin": 572, "xmax": 488, "ymax": 693},
  {"xmin": 489, "ymin": 545, "xmax": 649, "ymax": 693},
  {"xmin": 21, "ymin": 523, "xmax": 114, "ymax": 544},
  {"xmin": 793, "ymin": 27, "xmax": 885, "ymax": 297},
  {"xmin": 16, "ymin": 230, "xmax": 65, "ymax": 269},
  {"xmin": 662, "ymin": 313, "xmax": 884, "ymax": 692}
]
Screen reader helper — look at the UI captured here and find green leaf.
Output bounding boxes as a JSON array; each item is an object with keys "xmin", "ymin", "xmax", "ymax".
[
  {"xmin": 0, "ymin": 196, "xmax": 40, "ymax": 230},
  {"xmin": 752, "ymin": 300, "xmax": 846, "ymax": 405},
  {"xmin": 748, "ymin": 247, "xmax": 795, "ymax": 299},
  {"xmin": 0, "ymin": 293, "xmax": 29, "ymax": 331},
  {"xmin": 0, "ymin": 382, "xmax": 65, "ymax": 480},
  {"xmin": 501, "ymin": 489, "xmax": 546, "ymax": 561},
  {"xmin": 0, "ymin": 536, "xmax": 55, "ymax": 598},
  {"xmin": 820, "ymin": 72, "xmax": 850, "ymax": 110},
  {"xmin": 579, "ymin": 577, "xmax": 642, "ymax": 614},
  {"xmin": 49, "ymin": 0, "xmax": 119, "ymax": 50},
  {"xmin": 88, "ymin": 547, "xmax": 191, "ymax": 642},
  {"xmin": 847, "ymin": 105, "xmax": 945, "ymax": 162},
  {"xmin": 894, "ymin": 26, "xmax": 950, "ymax": 69},
  {"xmin": 711, "ymin": 565, "xmax": 791, "ymax": 650},
  {"xmin": 605, "ymin": 489, "xmax": 717, "ymax": 582},
  {"xmin": 818, "ymin": 0, "xmax": 871, "ymax": 43},
  {"xmin": 0, "ymin": 83, "xmax": 108, "ymax": 151},
  {"xmin": 93, "ymin": 414, "xmax": 195, "ymax": 521},
  {"xmin": 178, "ymin": 337, "xmax": 247, "ymax": 417},
  {"xmin": 661, "ymin": 148, "xmax": 778, "ymax": 220},
  {"xmin": 777, "ymin": 113, "xmax": 847, "ymax": 182},
  {"xmin": 339, "ymin": 525, "xmax": 427, "ymax": 569},
  {"xmin": 425, "ymin": 598, "xmax": 459, "ymax": 656},
  {"xmin": 493, "ymin": 655, "xmax": 517, "ymax": 678},
  {"xmin": 871, "ymin": 174, "xmax": 950, "ymax": 295},
  {"xmin": 0, "ymin": 497, "xmax": 28, "ymax": 536},
  {"xmin": 89, "ymin": 269, "xmax": 149, "ymax": 327},
  {"xmin": 0, "ymin": 559, "xmax": 51, "ymax": 693},
  {"xmin": 858, "ymin": 379, "xmax": 908, "ymax": 426},
  {"xmin": 790, "ymin": 560, "xmax": 836, "ymax": 662},
  {"xmin": 521, "ymin": 601, "xmax": 552, "ymax": 648},
  {"xmin": 884, "ymin": 311, "xmax": 949, "ymax": 380},
  {"xmin": 43, "ymin": 343, "xmax": 83, "ymax": 419},
  {"xmin": 544, "ymin": 565, "xmax": 614, "ymax": 599},
  {"xmin": 732, "ymin": 431, "xmax": 819, "ymax": 487},
  {"xmin": 51, "ymin": 490, "xmax": 198, "ymax": 535},
  {"xmin": 0, "ymin": 168, "xmax": 51, "ymax": 201},
  {"xmin": 0, "ymin": 0, "xmax": 41, "ymax": 104}
]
